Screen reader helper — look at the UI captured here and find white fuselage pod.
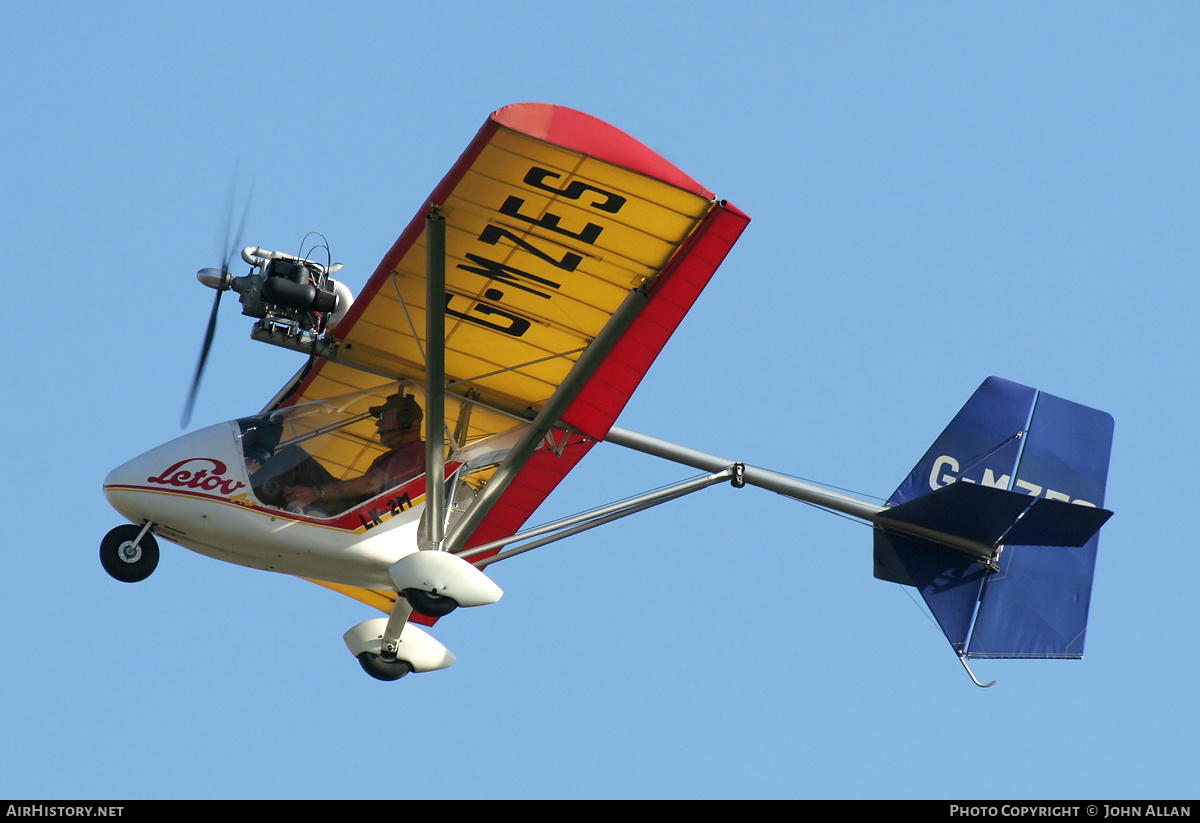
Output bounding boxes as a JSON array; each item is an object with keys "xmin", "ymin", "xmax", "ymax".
[{"xmin": 103, "ymin": 421, "xmax": 422, "ymax": 590}]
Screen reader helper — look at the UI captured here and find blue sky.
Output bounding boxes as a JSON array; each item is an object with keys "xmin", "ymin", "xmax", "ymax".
[{"xmin": 3, "ymin": 1, "xmax": 1197, "ymax": 799}]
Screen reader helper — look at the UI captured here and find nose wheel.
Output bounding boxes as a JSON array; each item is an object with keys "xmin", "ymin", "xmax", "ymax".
[{"xmin": 100, "ymin": 524, "xmax": 160, "ymax": 583}]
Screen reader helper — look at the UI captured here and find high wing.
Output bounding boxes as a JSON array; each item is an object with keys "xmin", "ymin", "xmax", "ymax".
[{"xmin": 269, "ymin": 103, "xmax": 750, "ymax": 611}]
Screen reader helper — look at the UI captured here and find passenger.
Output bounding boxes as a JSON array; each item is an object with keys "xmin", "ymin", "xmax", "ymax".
[{"xmin": 283, "ymin": 393, "xmax": 424, "ymax": 509}]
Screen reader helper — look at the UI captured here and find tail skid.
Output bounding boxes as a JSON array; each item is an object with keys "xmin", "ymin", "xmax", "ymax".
[{"xmin": 958, "ymin": 655, "xmax": 996, "ymax": 688}]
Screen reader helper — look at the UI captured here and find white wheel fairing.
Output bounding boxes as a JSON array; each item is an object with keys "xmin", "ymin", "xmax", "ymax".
[
  {"xmin": 343, "ymin": 618, "xmax": 455, "ymax": 673},
  {"xmin": 389, "ymin": 550, "xmax": 503, "ymax": 608}
]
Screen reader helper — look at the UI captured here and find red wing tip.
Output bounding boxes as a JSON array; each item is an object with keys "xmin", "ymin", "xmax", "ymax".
[{"xmin": 489, "ymin": 103, "xmax": 715, "ymax": 199}]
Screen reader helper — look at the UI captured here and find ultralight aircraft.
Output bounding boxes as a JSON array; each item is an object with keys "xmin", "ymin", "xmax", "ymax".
[{"xmin": 102, "ymin": 103, "xmax": 1114, "ymax": 686}]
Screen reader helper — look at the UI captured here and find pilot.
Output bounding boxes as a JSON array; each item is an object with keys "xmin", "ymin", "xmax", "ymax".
[{"xmin": 284, "ymin": 393, "xmax": 425, "ymax": 509}]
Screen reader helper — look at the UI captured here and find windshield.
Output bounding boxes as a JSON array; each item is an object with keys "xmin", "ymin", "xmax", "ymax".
[
  {"xmin": 234, "ymin": 382, "xmax": 521, "ymax": 521},
  {"xmin": 236, "ymin": 383, "xmax": 428, "ymax": 519}
]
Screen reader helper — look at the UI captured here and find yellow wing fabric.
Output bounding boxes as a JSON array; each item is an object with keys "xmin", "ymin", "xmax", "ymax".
[
  {"xmin": 275, "ymin": 104, "xmax": 750, "ymax": 612},
  {"xmin": 273, "ymin": 103, "xmax": 727, "ymax": 447}
]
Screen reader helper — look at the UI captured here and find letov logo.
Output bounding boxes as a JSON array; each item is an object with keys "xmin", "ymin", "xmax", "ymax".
[{"xmin": 147, "ymin": 458, "xmax": 246, "ymax": 496}]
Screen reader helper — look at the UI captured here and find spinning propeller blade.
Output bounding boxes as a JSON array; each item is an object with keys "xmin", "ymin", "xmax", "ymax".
[{"xmin": 181, "ymin": 181, "xmax": 251, "ymax": 427}]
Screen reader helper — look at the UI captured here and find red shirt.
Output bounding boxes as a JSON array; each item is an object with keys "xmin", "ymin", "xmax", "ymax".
[{"xmin": 367, "ymin": 440, "xmax": 425, "ymax": 491}]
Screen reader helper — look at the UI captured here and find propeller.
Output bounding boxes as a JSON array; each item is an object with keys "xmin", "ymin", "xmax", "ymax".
[{"xmin": 182, "ymin": 182, "xmax": 251, "ymax": 428}]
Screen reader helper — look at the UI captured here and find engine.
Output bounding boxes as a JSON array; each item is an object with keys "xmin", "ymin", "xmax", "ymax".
[
  {"xmin": 198, "ymin": 243, "xmax": 354, "ymax": 348},
  {"xmin": 239, "ymin": 245, "xmax": 354, "ymax": 338}
]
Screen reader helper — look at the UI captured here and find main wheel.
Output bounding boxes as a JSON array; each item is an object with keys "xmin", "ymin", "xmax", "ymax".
[
  {"xmin": 100, "ymin": 525, "xmax": 160, "ymax": 583},
  {"xmin": 403, "ymin": 588, "xmax": 459, "ymax": 618},
  {"xmin": 357, "ymin": 652, "xmax": 414, "ymax": 682}
]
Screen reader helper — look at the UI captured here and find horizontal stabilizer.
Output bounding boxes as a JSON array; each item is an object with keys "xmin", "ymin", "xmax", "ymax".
[
  {"xmin": 1001, "ymin": 496, "xmax": 1112, "ymax": 548},
  {"xmin": 879, "ymin": 481, "xmax": 1033, "ymax": 549},
  {"xmin": 877, "ymin": 481, "xmax": 1112, "ymax": 549}
]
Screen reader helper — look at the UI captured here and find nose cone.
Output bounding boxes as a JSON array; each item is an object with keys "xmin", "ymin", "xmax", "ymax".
[{"xmin": 104, "ymin": 422, "xmax": 251, "ymax": 527}]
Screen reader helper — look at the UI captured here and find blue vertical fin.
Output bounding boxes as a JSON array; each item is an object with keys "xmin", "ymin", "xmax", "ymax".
[
  {"xmin": 874, "ymin": 377, "xmax": 1035, "ymax": 653},
  {"xmin": 875, "ymin": 377, "xmax": 1114, "ymax": 661}
]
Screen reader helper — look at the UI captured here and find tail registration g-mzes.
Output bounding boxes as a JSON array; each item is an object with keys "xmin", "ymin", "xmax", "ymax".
[{"xmin": 101, "ymin": 104, "xmax": 1114, "ymax": 685}]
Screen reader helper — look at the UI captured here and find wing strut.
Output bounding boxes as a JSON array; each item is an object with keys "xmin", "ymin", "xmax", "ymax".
[
  {"xmin": 443, "ymin": 286, "xmax": 649, "ymax": 555},
  {"xmin": 425, "ymin": 206, "xmax": 447, "ymax": 551},
  {"xmin": 379, "ymin": 206, "xmax": 449, "ymax": 661},
  {"xmin": 604, "ymin": 426, "xmax": 1002, "ymax": 562},
  {"xmin": 457, "ymin": 467, "xmax": 741, "ymax": 568}
]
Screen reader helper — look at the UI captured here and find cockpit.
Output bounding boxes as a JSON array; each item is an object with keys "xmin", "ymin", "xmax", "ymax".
[{"xmin": 234, "ymin": 382, "xmax": 522, "ymax": 525}]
